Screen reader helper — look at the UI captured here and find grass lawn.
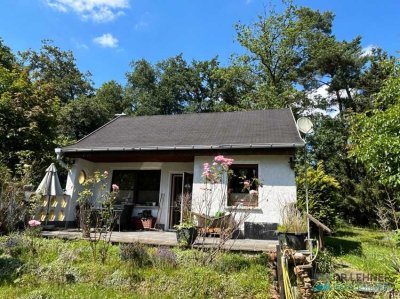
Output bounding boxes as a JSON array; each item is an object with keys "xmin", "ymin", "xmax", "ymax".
[
  {"xmin": 325, "ymin": 225, "xmax": 399, "ymax": 278},
  {"xmin": 0, "ymin": 234, "xmax": 270, "ymax": 299}
]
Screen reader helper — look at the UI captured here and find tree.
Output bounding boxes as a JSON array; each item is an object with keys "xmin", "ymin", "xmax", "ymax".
[
  {"xmin": 95, "ymin": 80, "xmax": 130, "ymax": 116},
  {"xmin": 235, "ymin": 1, "xmax": 334, "ymax": 109},
  {"xmin": 126, "ymin": 55, "xmax": 249, "ymax": 115},
  {"xmin": 0, "ymin": 38, "xmax": 16, "ymax": 70},
  {"xmin": 0, "ymin": 45, "xmax": 59, "ymax": 180},
  {"xmin": 58, "ymin": 95, "xmax": 110, "ymax": 141},
  {"xmin": 304, "ymin": 37, "xmax": 367, "ymax": 117},
  {"xmin": 349, "ymin": 60, "xmax": 400, "ymax": 189},
  {"xmin": 19, "ymin": 40, "xmax": 93, "ymax": 104}
]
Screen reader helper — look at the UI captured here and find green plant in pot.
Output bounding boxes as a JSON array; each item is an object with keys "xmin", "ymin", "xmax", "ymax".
[
  {"xmin": 140, "ymin": 210, "xmax": 154, "ymax": 230},
  {"xmin": 174, "ymin": 193, "xmax": 197, "ymax": 247},
  {"xmin": 277, "ymin": 204, "xmax": 308, "ymax": 250}
]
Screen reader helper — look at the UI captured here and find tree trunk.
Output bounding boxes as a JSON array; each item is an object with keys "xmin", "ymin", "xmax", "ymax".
[{"xmin": 335, "ymin": 90, "xmax": 344, "ymax": 119}]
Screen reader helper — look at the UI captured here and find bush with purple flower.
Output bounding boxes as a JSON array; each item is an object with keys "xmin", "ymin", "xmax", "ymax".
[{"xmin": 153, "ymin": 246, "xmax": 177, "ymax": 268}]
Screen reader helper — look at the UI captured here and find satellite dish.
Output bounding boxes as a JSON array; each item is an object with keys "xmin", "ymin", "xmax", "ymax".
[{"xmin": 297, "ymin": 117, "xmax": 313, "ymax": 134}]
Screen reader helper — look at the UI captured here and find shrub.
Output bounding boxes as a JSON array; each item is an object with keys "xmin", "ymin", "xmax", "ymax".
[
  {"xmin": 297, "ymin": 161, "xmax": 341, "ymax": 229},
  {"xmin": 119, "ymin": 242, "xmax": 150, "ymax": 266},
  {"xmin": 1, "ymin": 234, "xmax": 30, "ymax": 258},
  {"xmin": 152, "ymin": 247, "xmax": 177, "ymax": 268},
  {"xmin": 314, "ymin": 249, "xmax": 336, "ymax": 273},
  {"xmin": 0, "ymin": 255, "xmax": 23, "ymax": 284}
]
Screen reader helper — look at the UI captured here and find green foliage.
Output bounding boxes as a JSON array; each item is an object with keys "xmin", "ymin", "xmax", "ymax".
[
  {"xmin": 0, "ymin": 162, "xmax": 38, "ymax": 232},
  {"xmin": 0, "ymin": 61, "xmax": 59, "ymax": 177},
  {"xmin": 126, "ymin": 55, "xmax": 252, "ymax": 116},
  {"xmin": 58, "ymin": 80, "xmax": 131, "ymax": 141},
  {"xmin": 297, "ymin": 161, "xmax": 341, "ymax": 228},
  {"xmin": 58, "ymin": 95, "xmax": 111, "ymax": 141},
  {"xmin": 19, "ymin": 40, "xmax": 93, "ymax": 104},
  {"xmin": 0, "ymin": 236, "xmax": 270, "ymax": 298},
  {"xmin": 119, "ymin": 242, "xmax": 150, "ymax": 267},
  {"xmin": 350, "ymin": 61, "xmax": 400, "ymax": 189},
  {"xmin": 314, "ymin": 249, "xmax": 336, "ymax": 273},
  {"xmin": 151, "ymin": 247, "xmax": 177, "ymax": 269},
  {"xmin": 235, "ymin": 0, "xmax": 334, "ymax": 110}
]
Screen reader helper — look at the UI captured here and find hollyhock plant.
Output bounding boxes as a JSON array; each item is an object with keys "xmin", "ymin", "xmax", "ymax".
[
  {"xmin": 112, "ymin": 184, "xmax": 119, "ymax": 192},
  {"xmin": 202, "ymin": 155, "xmax": 235, "ymax": 184},
  {"xmin": 249, "ymin": 190, "xmax": 258, "ymax": 196},
  {"xmin": 26, "ymin": 219, "xmax": 42, "ymax": 253},
  {"xmin": 28, "ymin": 220, "xmax": 41, "ymax": 227}
]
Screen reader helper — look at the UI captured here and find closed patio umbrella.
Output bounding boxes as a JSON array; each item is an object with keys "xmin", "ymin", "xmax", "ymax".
[{"xmin": 36, "ymin": 163, "xmax": 64, "ymax": 225}]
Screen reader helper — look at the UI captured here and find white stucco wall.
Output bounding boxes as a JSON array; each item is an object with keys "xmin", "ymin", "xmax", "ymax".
[
  {"xmin": 191, "ymin": 155, "xmax": 297, "ymax": 228},
  {"xmin": 65, "ymin": 160, "xmax": 193, "ymax": 229},
  {"xmin": 65, "ymin": 154, "xmax": 296, "ymax": 231}
]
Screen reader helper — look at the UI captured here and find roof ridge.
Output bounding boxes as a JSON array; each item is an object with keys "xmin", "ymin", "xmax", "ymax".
[{"xmin": 121, "ymin": 108, "xmax": 291, "ymax": 120}]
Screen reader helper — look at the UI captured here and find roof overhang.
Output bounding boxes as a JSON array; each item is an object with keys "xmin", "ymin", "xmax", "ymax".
[{"xmin": 58, "ymin": 142, "xmax": 304, "ymax": 154}]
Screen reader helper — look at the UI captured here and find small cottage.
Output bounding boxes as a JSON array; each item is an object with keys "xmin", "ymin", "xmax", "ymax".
[{"xmin": 56, "ymin": 109, "xmax": 304, "ymax": 239}]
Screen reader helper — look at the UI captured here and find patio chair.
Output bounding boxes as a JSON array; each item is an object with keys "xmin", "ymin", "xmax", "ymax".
[{"xmin": 192, "ymin": 212, "xmax": 234, "ymax": 237}]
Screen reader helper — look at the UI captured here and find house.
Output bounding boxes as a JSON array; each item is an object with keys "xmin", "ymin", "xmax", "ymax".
[{"xmin": 55, "ymin": 109, "xmax": 304, "ymax": 239}]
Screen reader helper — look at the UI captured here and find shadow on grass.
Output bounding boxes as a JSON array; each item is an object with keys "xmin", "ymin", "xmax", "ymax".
[
  {"xmin": 325, "ymin": 237, "xmax": 362, "ymax": 257},
  {"xmin": 0, "ymin": 256, "xmax": 23, "ymax": 284},
  {"xmin": 333, "ymin": 230, "xmax": 359, "ymax": 238}
]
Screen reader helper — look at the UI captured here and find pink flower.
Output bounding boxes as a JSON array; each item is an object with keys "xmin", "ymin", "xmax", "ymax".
[
  {"xmin": 214, "ymin": 155, "xmax": 234, "ymax": 169},
  {"xmin": 112, "ymin": 184, "xmax": 119, "ymax": 192},
  {"xmin": 203, "ymin": 162, "xmax": 210, "ymax": 171},
  {"xmin": 104, "ymin": 171, "xmax": 109, "ymax": 176},
  {"xmin": 28, "ymin": 220, "xmax": 41, "ymax": 227},
  {"xmin": 249, "ymin": 190, "xmax": 258, "ymax": 196},
  {"xmin": 214, "ymin": 155, "xmax": 225, "ymax": 163}
]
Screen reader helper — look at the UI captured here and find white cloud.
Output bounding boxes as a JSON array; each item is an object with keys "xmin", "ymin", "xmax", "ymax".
[
  {"xmin": 93, "ymin": 33, "xmax": 118, "ymax": 48},
  {"xmin": 304, "ymin": 84, "xmax": 358, "ymax": 118},
  {"xmin": 361, "ymin": 44, "xmax": 377, "ymax": 57},
  {"xmin": 45, "ymin": 0, "xmax": 129, "ymax": 22}
]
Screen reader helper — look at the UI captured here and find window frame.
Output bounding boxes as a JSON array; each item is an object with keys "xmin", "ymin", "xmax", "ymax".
[
  {"xmin": 227, "ymin": 164, "xmax": 259, "ymax": 207},
  {"xmin": 110, "ymin": 169, "xmax": 161, "ymax": 205}
]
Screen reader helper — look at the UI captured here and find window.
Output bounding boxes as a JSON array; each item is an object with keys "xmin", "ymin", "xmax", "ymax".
[
  {"xmin": 111, "ymin": 170, "xmax": 161, "ymax": 205},
  {"xmin": 78, "ymin": 170, "xmax": 86, "ymax": 184},
  {"xmin": 228, "ymin": 164, "xmax": 259, "ymax": 207}
]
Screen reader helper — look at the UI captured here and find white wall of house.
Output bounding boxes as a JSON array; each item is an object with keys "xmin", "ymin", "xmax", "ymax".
[
  {"xmin": 191, "ymin": 155, "xmax": 297, "ymax": 229},
  {"xmin": 64, "ymin": 159, "xmax": 193, "ymax": 229},
  {"xmin": 65, "ymin": 154, "xmax": 296, "ymax": 231}
]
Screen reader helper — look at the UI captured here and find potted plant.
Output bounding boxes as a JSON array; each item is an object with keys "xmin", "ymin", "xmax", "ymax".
[
  {"xmin": 174, "ymin": 193, "xmax": 197, "ymax": 247},
  {"xmin": 277, "ymin": 204, "xmax": 308, "ymax": 250},
  {"xmin": 140, "ymin": 210, "xmax": 155, "ymax": 230},
  {"xmin": 174, "ymin": 221, "xmax": 198, "ymax": 247}
]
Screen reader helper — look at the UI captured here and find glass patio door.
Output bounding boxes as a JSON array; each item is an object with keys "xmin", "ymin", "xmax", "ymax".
[{"xmin": 169, "ymin": 172, "xmax": 193, "ymax": 228}]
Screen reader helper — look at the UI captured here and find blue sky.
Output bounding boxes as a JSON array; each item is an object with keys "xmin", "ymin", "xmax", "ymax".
[{"xmin": 1, "ymin": 0, "xmax": 399, "ymax": 87}]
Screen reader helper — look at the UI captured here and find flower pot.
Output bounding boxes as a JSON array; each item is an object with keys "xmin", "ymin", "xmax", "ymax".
[
  {"xmin": 141, "ymin": 218, "xmax": 155, "ymax": 230},
  {"xmin": 176, "ymin": 227, "xmax": 198, "ymax": 246},
  {"xmin": 278, "ymin": 232, "xmax": 307, "ymax": 250}
]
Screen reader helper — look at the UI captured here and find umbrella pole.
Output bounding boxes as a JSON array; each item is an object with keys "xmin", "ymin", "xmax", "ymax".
[{"xmin": 45, "ymin": 194, "xmax": 51, "ymax": 226}]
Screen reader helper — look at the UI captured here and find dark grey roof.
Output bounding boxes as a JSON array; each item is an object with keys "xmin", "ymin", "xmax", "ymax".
[{"xmin": 61, "ymin": 109, "xmax": 304, "ymax": 152}]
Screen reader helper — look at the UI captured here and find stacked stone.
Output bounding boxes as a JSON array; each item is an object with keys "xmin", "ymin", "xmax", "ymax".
[{"xmin": 294, "ymin": 265, "xmax": 313, "ymax": 299}]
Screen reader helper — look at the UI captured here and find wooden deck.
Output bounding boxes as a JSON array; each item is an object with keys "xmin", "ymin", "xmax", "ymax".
[{"xmin": 42, "ymin": 229, "xmax": 278, "ymax": 252}]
